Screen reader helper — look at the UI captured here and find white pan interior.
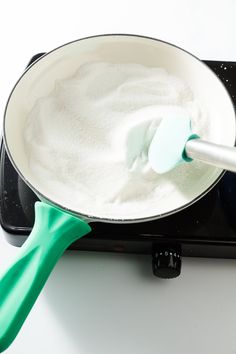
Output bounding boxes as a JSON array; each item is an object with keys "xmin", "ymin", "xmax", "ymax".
[{"xmin": 4, "ymin": 35, "xmax": 236, "ymax": 222}]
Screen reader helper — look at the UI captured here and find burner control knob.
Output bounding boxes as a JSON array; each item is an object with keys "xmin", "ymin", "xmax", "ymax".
[{"xmin": 152, "ymin": 245, "xmax": 181, "ymax": 279}]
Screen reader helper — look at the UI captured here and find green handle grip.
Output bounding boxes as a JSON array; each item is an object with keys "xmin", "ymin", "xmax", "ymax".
[{"xmin": 0, "ymin": 201, "xmax": 91, "ymax": 352}]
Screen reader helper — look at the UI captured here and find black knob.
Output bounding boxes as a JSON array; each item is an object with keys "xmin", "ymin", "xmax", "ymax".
[{"xmin": 152, "ymin": 245, "xmax": 181, "ymax": 279}]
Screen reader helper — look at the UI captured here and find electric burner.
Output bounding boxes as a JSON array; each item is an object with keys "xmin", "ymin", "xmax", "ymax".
[{"xmin": 1, "ymin": 54, "xmax": 236, "ymax": 279}]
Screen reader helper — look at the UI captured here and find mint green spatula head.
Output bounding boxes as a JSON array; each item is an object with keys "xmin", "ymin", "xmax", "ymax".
[
  {"xmin": 148, "ymin": 115, "xmax": 198, "ymax": 174},
  {"xmin": 0, "ymin": 202, "xmax": 91, "ymax": 352}
]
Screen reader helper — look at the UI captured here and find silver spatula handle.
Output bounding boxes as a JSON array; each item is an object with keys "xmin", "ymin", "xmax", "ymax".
[{"xmin": 185, "ymin": 139, "xmax": 236, "ymax": 172}]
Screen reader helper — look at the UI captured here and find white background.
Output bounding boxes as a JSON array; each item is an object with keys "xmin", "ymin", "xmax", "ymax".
[{"xmin": 1, "ymin": 1, "xmax": 236, "ymax": 353}]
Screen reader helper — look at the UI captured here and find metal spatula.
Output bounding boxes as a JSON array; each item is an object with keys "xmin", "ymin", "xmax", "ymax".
[{"xmin": 148, "ymin": 116, "xmax": 236, "ymax": 174}]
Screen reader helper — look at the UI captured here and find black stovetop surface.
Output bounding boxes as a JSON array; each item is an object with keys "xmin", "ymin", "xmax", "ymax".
[{"xmin": 1, "ymin": 55, "xmax": 236, "ymax": 261}]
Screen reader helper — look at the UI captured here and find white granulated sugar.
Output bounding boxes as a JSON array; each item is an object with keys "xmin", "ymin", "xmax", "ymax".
[{"xmin": 24, "ymin": 62, "xmax": 211, "ymax": 219}]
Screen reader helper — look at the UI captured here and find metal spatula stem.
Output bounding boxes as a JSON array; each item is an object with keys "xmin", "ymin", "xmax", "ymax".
[{"xmin": 186, "ymin": 139, "xmax": 236, "ymax": 172}]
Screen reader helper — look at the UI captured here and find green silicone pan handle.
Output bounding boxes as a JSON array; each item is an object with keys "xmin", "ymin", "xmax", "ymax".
[{"xmin": 0, "ymin": 201, "xmax": 91, "ymax": 352}]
